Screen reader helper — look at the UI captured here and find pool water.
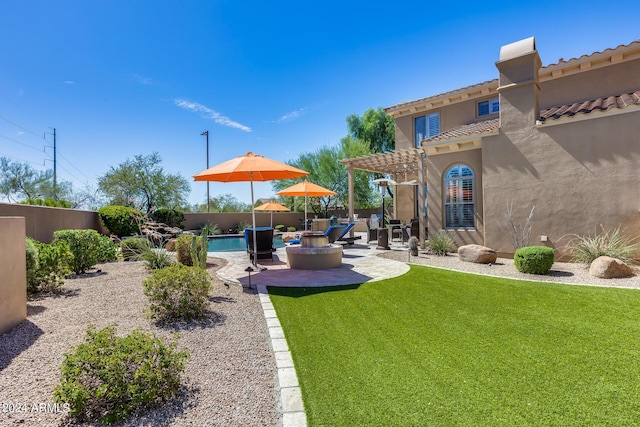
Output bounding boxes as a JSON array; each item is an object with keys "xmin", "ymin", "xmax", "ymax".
[{"xmin": 207, "ymin": 234, "xmax": 285, "ymax": 252}]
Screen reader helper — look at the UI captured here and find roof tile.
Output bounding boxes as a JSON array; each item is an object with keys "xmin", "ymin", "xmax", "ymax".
[{"xmin": 422, "ymin": 90, "xmax": 640, "ymax": 144}]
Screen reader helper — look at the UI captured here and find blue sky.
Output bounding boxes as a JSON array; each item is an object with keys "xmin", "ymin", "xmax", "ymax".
[{"xmin": 1, "ymin": 1, "xmax": 639, "ymax": 206}]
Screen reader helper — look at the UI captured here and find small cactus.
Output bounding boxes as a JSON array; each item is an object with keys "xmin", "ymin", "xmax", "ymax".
[
  {"xmin": 408, "ymin": 236, "xmax": 420, "ymax": 256},
  {"xmin": 190, "ymin": 229, "xmax": 208, "ymax": 269}
]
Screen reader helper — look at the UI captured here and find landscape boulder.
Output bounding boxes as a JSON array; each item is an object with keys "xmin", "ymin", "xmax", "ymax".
[
  {"xmin": 458, "ymin": 244, "xmax": 497, "ymax": 264},
  {"xmin": 589, "ymin": 256, "xmax": 634, "ymax": 279}
]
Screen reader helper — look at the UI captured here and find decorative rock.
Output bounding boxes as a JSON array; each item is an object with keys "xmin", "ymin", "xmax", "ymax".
[
  {"xmin": 458, "ymin": 244, "xmax": 497, "ymax": 264},
  {"xmin": 165, "ymin": 239, "xmax": 176, "ymax": 252},
  {"xmin": 589, "ymin": 256, "xmax": 634, "ymax": 278}
]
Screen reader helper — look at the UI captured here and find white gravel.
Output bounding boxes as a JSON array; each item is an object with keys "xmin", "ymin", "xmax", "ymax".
[
  {"xmin": 378, "ymin": 250, "xmax": 640, "ymax": 289},
  {"xmin": 0, "ymin": 259, "xmax": 278, "ymax": 427}
]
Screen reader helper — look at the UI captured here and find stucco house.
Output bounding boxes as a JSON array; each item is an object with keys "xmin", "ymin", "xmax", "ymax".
[{"xmin": 342, "ymin": 37, "xmax": 640, "ymax": 256}]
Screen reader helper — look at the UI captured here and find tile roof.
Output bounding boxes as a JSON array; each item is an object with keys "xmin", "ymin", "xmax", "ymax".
[
  {"xmin": 539, "ymin": 91, "xmax": 640, "ymax": 122},
  {"xmin": 424, "ymin": 118, "xmax": 499, "ymax": 143},
  {"xmin": 422, "ymin": 91, "xmax": 640, "ymax": 144}
]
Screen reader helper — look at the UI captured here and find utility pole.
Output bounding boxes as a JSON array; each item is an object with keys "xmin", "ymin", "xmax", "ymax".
[
  {"xmin": 201, "ymin": 130, "xmax": 210, "ymax": 212},
  {"xmin": 45, "ymin": 127, "xmax": 57, "ymax": 200}
]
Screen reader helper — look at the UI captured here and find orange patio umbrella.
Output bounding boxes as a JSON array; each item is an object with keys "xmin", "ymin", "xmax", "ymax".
[
  {"xmin": 255, "ymin": 201, "xmax": 290, "ymax": 228},
  {"xmin": 194, "ymin": 152, "xmax": 308, "ymax": 265},
  {"xmin": 277, "ymin": 179, "xmax": 336, "ymax": 230}
]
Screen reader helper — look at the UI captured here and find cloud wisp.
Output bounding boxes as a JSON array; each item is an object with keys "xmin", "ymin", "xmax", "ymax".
[
  {"xmin": 133, "ymin": 74, "xmax": 153, "ymax": 85},
  {"xmin": 265, "ymin": 107, "xmax": 309, "ymax": 124},
  {"xmin": 174, "ymin": 99, "xmax": 251, "ymax": 132}
]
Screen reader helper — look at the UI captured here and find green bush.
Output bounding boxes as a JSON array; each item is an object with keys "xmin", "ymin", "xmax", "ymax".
[
  {"xmin": 54, "ymin": 325, "xmax": 188, "ymax": 424},
  {"xmin": 120, "ymin": 237, "xmax": 152, "ymax": 261},
  {"xmin": 567, "ymin": 225, "xmax": 638, "ymax": 264},
  {"xmin": 143, "ymin": 264, "xmax": 212, "ymax": 321},
  {"xmin": 96, "ymin": 235, "xmax": 118, "ymax": 263},
  {"xmin": 53, "ymin": 229, "xmax": 102, "ymax": 274},
  {"xmin": 174, "ymin": 234, "xmax": 204, "ymax": 266},
  {"xmin": 428, "ymin": 230, "xmax": 455, "ymax": 256},
  {"xmin": 25, "ymin": 237, "xmax": 39, "ymax": 293},
  {"xmin": 142, "ymin": 248, "xmax": 173, "ymax": 270},
  {"xmin": 98, "ymin": 205, "xmax": 144, "ymax": 237},
  {"xmin": 200, "ymin": 222, "xmax": 221, "ymax": 236},
  {"xmin": 514, "ymin": 246, "xmax": 555, "ymax": 275},
  {"xmin": 150, "ymin": 208, "xmax": 185, "ymax": 229},
  {"xmin": 274, "ymin": 224, "xmax": 285, "ymax": 232},
  {"xmin": 21, "ymin": 197, "xmax": 72, "ymax": 208},
  {"xmin": 32, "ymin": 239, "xmax": 74, "ymax": 292},
  {"xmin": 287, "ymin": 226, "xmax": 296, "ymax": 232}
]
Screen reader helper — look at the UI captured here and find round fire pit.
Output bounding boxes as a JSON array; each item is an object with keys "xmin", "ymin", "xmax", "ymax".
[{"xmin": 286, "ymin": 232, "xmax": 342, "ymax": 270}]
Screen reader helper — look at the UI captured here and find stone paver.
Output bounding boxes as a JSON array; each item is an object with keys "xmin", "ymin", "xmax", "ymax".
[{"xmin": 216, "ymin": 234, "xmax": 411, "ymax": 427}]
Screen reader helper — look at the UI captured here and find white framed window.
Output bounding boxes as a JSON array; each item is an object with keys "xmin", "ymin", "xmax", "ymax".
[
  {"xmin": 414, "ymin": 112, "xmax": 440, "ymax": 147},
  {"xmin": 478, "ymin": 98, "xmax": 499, "ymax": 116},
  {"xmin": 444, "ymin": 164, "xmax": 474, "ymax": 228}
]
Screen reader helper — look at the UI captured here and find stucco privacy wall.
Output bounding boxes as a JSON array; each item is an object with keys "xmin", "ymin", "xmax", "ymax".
[
  {"xmin": 0, "ymin": 217, "xmax": 27, "ymax": 334},
  {"xmin": 0, "ymin": 203, "xmax": 103, "ymax": 244}
]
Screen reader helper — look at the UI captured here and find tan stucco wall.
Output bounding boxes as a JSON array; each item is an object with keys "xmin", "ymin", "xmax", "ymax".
[
  {"xmin": 426, "ymin": 149, "xmax": 484, "ymax": 247},
  {"xmin": 0, "ymin": 203, "xmax": 103, "ymax": 243},
  {"xmin": 0, "ymin": 217, "xmax": 27, "ymax": 334},
  {"xmin": 540, "ymin": 58, "xmax": 640, "ymax": 110},
  {"xmin": 483, "ymin": 111, "xmax": 640, "ymax": 256}
]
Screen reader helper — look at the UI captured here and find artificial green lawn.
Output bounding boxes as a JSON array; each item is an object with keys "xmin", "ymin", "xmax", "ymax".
[{"xmin": 268, "ymin": 265, "xmax": 640, "ymax": 426}]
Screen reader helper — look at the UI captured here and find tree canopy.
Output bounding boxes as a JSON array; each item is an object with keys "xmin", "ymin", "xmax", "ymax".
[
  {"xmin": 345, "ymin": 107, "xmax": 395, "ymax": 153},
  {"xmin": 271, "ymin": 137, "xmax": 377, "ymax": 216},
  {"xmin": 97, "ymin": 153, "xmax": 190, "ymax": 213}
]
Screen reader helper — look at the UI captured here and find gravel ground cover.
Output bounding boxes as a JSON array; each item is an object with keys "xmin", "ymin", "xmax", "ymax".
[
  {"xmin": 378, "ymin": 249, "xmax": 640, "ymax": 289},
  {"xmin": 0, "ymin": 259, "xmax": 278, "ymax": 427}
]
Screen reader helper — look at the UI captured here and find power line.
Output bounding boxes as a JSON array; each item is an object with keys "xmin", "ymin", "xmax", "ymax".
[
  {"xmin": 57, "ymin": 150, "xmax": 94, "ymax": 182},
  {"xmin": 0, "ymin": 132, "xmax": 47, "ymax": 153},
  {"xmin": 0, "ymin": 114, "xmax": 45, "ymax": 139},
  {"xmin": 0, "ymin": 151, "xmax": 45, "ymax": 167}
]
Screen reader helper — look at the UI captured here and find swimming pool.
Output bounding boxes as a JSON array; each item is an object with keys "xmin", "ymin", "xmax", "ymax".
[{"xmin": 207, "ymin": 234, "xmax": 285, "ymax": 252}]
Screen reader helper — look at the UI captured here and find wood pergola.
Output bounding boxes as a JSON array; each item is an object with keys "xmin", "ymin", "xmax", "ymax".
[{"xmin": 339, "ymin": 147, "xmax": 427, "ymax": 243}]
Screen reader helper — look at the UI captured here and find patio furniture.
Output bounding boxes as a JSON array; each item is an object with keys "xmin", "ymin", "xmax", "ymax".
[
  {"xmin": 245, "ymin": 227, "xmax": 276, "ymax": 262},
  {"xmin": 389, "ymin": 219, "xmax": 402, "ymax": 241},
  {"xmin": 336, "ymin": 222, "xmax": 362, "ymax": 246},
  {"xmin": 288, "ymin": 224, "xmax": 346, "ymax": 245},
  {"xmin": 366, "ymin": 219, "xmax": 378, "ymax": 242}
]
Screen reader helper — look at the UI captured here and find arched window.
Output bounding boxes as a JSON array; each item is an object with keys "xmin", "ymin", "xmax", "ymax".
[{"xmin": 444, "ymin": 164, "xmax": 474, "ymax": 228}]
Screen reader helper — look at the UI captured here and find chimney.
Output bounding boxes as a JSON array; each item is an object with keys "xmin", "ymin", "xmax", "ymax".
[{"xmin": 495, "ymin": 37, "xmax": 541, "ymax": 132}]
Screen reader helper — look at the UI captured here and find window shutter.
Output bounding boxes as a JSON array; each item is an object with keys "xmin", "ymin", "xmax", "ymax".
[{"xmin": 427, "ymin": 113, "xmax": 440, "ymax": 137}]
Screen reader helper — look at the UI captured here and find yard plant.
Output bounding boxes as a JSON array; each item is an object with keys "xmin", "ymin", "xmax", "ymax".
[
  {"xmin": 567, "ymin": 225, "xmax": 638, "ymax": 264},
  {"xmin": 427, "ymin": 230, "xmax": 455, "ymax": 255},
  {"xmin": 269, "ymin": 266, "xmax": 640, "ymax": 426},
  {"xmin": 514, "ymin": 245, "xmax": 555, "ymax": 275},
  {"xmin": 54, "ymin": 325, "xmax": 188, "ymax": 424}
]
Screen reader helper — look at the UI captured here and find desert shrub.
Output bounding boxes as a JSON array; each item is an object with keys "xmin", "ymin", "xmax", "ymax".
[
  {"xmin": 21, "ymin": 197, "xmax": 72, "ymax": 208},
  {"xmin": 96, "ymin": 235, "xmax": 118, "ymax": 263},
  {"xmin": 120, "ymin": 237, "xmax": 152, "ymax": 261},
  {"xmin": 98, "ymin": 205, "xmax": 144, "ymax": 237},
  {"xmin": 53, "ymin": 229, "xmax": 102, "ymax": 274},
  {"xmin": 567, "ymin": 225, "xmax": 638, "ymax": 264},
  {"xmin": 25, "ymin": 237, "xmax": 39, "ymax": 293},
  {"xmin": 428, "ymin": 230, "xmax": 455, "ymax": 256},
  {"xmin": 274, "ymin": 224, "xmax": 285, "ymax": 232},
  {"xmin": 408, "ymin": 236, "xmax": 420, "ymax": 256},
  {"xmin": 54, "ymin": 325, "xmax": 188, "ymax": 424},
  {"xmin": 143, "ymin": 264, "xmax": 212, "ymax": 321},
  {"xmin": 200, "ymin": 222, "xmax": 221, "ymax": 236},
  {"xmin": 236, "ymin": 221, "xmax": 251, "ymax": 231},
  {"xmin": 514, "ymin": 246, "xmax": 555, "ymax": 275},
  {"xmin": 150, "ymin": 208, "xmax": 185, "ymax": 229},
  {"xmin": 174, "ymin": 234, "xmax": 204, "ymax": 266},
  {"xmin": 287, "ymin": 226, "xmax": 296, "ymax": 232},
  {"xmin": 32, "ymin": 240, "xmax": 74, "ymax": 292},
  {"xmin": 142, "ymin": 248, "xmax": 173, "ymax": 270}
]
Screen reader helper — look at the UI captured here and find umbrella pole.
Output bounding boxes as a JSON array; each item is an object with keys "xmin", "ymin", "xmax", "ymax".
[
  {"xmin": 250, "ymin": 176, "xmax": 258, "ymax": 267},
  {"xmin": 304, "ymin": 195, "xmax": 308, "ymax": 231},
  {"xmin": 270, "ymin": 211, "xmax": 273, "ymax": 228}
]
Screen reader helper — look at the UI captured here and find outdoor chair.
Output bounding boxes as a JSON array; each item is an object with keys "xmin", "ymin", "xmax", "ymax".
[
  {"xmin": 336, "ymin": 222, "xmax": 362, "ymax": 246},
  {"xmin": 287, "ymin": 224, "xmax": 346, "ymax": 245},
  {"xmin": 389, "ymin": 219, "xmax": 402, "ymax": 241},
  {"xmin": 245, "ymin": 228, "xmax": 276, "ymax": 262}
]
